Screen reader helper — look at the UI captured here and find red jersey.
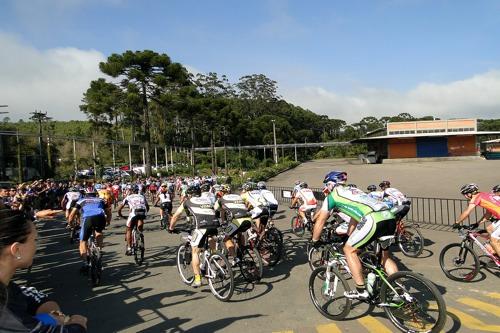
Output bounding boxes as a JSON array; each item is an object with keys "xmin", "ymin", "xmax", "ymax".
[{"xmin": 472, "ymin": 192, "xmax": 500, "ymax": 219}]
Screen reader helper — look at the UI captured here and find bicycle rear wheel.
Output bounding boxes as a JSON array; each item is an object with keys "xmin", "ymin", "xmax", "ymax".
[
  {"xmin": 291, "ymin": 216, "xmax": 305, "ymax": 237},
  {"xmin": 89, "ymin": 247, "xmax": 102, "ymax": 286},
  {"xmin": 380, "ymin": 271, "xmax": 447, "ymax": 333},
  {"xmin": 239, "ymin": 246, "xmax": 264, "ymax": 282},
  {"xmin": 309, "ymin": 266, "xmax": 351, "ymax": 320},
  {"xmin": 207, "ymin": 253, "xmax": 234, "ymax": 302},
  {"xmin": 176, "ymin": 244, "xmax": 194, "ymax": 285},
  {"xmin": 134, "ymin": 232, "xmax": 145, "ymax": 266},
  {"xmin": 439, "ymin": 243, "xmax": 479, "ymax": 282},
  {"xmin": 259, "ymin": 227, "xmax": 283, "ymax": 266},
  {"xmin": 398, "ymin": 226, "xmax": 424, "ymax": 257}
]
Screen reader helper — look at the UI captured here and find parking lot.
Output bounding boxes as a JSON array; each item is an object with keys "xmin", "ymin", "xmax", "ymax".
[{"xmin": 17, "ymin": 159, "xmax": 500, "ymax": 332}]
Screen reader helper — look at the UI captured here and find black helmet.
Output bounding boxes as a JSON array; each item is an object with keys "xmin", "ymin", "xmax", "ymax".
[
  {"xmin": 187, "ymin": 184, "xmax": 201, "ymax": 196},
  {"xmin": 200, "ymin": 183, "xmax": 210, "ymax": 193},
  {"xmin": 367, "ymin": 185, "xmax": 377, "ymax": 192},
  {"xmin": 460, "ymin": 183, "xmax": 479, "ymax": 195},
  {"xmin": 492, "ymin": 185, "xmax": 500, "ymax": 193},
  {"xmin": 299, "ymin": 182, "xmax": 308, "ymax": 189},
  {"xmin": 347, "ymin": 184, "xmax": 357, "ymax": 188},
  {"xmin": 379, "ymin": 180, "xmax": 391, "ymax": 189}
]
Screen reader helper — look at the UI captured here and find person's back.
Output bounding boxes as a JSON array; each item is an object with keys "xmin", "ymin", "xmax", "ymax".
[
  {"xmin": 471, "ymin": 192, "xmax": 500, "ymax": 219},
  {"xmin": 383, "ymin": 187, "xmax": 408, "ymax": 207}
]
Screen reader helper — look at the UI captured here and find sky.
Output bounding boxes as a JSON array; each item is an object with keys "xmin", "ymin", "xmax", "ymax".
[{"xmin": 1, "ymin": 0, "xmax": 500, "ymax": 123}]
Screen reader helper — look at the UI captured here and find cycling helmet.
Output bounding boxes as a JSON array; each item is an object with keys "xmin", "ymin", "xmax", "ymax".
[
  {"xmin": 221, "ymin": 184, "xmax": 231, "ymax": 193},
  {"xmin": 323, "ymin": 171, "xmax": 347, "ymax": 184},
  {"xmin": 132, "ymin": 185, "xmax": 140, "ymax": 193},
  {"xmin": 187, "ymin": 184, "xmax": 201, "ymax": 196},
  {"xmin": 200, "ymin": 183, "xmax": 211, "ymax": 193},
  {"xmin": 257, "ymin": 181, "xmax": 267, "ymax": 190},
  {"xmin": 294, "ymin": 180, "xmax": 301, "ymax": 186},
  {"xmin": 299, "ymin": 182, "xmax": 308, "ymax": 189},
  {"xmin": 367, "ymin": 185, "xmax": 377, "ymax": 192},
  {"xmin": 94, "ymin": 184, "xmax": 103, "ymax": 190},
  {"xmin": 242, "ymin": 182, "xmax": 253, "ymax": 191},
  {"xmin": 460, "ymin": 183, "xmax": 479, "ymax": 195},
  {"xmin": 379, "ymin": 180, "xmax": 391, "ymax": 189},
  {"xmin": 347, "ymin": 184, "xmax": 357, "ymax": 188},
  {"xmin": 492, "ymin": 185, "xmax": 500, "ymax": 193}
]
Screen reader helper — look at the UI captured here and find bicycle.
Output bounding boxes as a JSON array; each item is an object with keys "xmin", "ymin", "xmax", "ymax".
[
  {"xmin": 309, "ymin": 235, "xmax": 447, "ymax": 333},
  {"xmin": 131, "ymin": 222, "xmax": 145, "ymax": 266},
  {"xmin": 159, "ymin": 203, "xmax": 171, "ymax": 230},
  {"xmin": 290, "ymin": 206, "xmax": 315, "ymax": 237},
  {"xmin": 249, "ymin": 213, "xmax": 284, "ymax": 267},
  {"xmin": 440, "ymin": 224, "xmax": 500, "ymax": 282},
  {"xmin": 395, "ymin": 219, "xmax": 424, "ymax": 257},
  {"xmin": 87, "ymin": 232, "xmax": 102, "ymax": 287},
  {"xmin": 176, "ymin": 230, "xmax": 235, "ymax": 301}
]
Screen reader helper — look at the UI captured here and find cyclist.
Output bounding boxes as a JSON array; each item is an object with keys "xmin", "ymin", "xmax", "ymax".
[
  {"xmin": 312, "ymin": 171, "xmax": 398, "ymax": 300},
  {"xmin": 256, "ymin": 181, "xmax": 279, "ymax": 218},
  {"xmin": 61, "ymin": 186, "xmax": 82, "ymax": 225},
  {"xmin": 154, "ymin": 183, "xmax": 173, "ymax": 223},
  {"xmin": 291, "ymin": 180, "xmax": 301, "ymax": 199},
  {"xmin": 200, "ymin": 183, "xmax": 216, "ymax": 205},
  {"xmin": 96, "ymin": 184, "xmax": 113, "ymax": 226},
  {"xmin": 379, "ymin": 180, "xmax": 411, "ymax": 220},
  {"xmin": 241, "ymin": 182, "xmax": 269, "ymax": 235},
  {"xmin": 290, "ymin": 182, "xmax": 317, "ymax": 226},
  {"xmin": 149, "ymin": 182, "xmax": 158, "ymax": 201},
  {"xmin": 67, "ymin": 188, "xmax": 107, "ymax": 273},
  {"xmin": 214, "ymin": 185, "xmax": 252, "ymax": 266},
  {"xmin": 118, "ymin": 185, "xmax": 149, "ymax": 255},
  {"xmin": 111, "ymin": 181, "xmax": 121, "ymax": 204},
  {"xmin": 169, "ymin": 184, "xmax": 220, "ymax": 287},
  {"xmin": 453, "ymin": 183, "xmax": 500, "ymax": 257},
  {"xmin": 366, "ymin": 184, "xmax": 382, "ymax": 200}
]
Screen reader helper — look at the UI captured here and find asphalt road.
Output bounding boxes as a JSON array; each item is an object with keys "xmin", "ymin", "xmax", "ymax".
[{"xmin": 15, "ymin": 159, "xmax": 500, "ymax": 333}]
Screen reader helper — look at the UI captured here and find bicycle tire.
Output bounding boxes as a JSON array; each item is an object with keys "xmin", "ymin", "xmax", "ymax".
[
  {"xmin": 309, "ymin": 266, "xmax": 351, "ymax": 320},
  {"xmin": 291, "ymin": 216, "xmax": 305, "ymax": 237},
  {"xmin": 380, "ymin": 271, "xmax": 447, "ymax": 333},
  {"xmin": 259, "ymin": 227, "xmax": 283, "ymax": 267},
  {"xmin": 89, "ymin": 247, "xmax": 102, "ymax": 286},
  {"xmin": 207, "ymin": 253, "xmax": 234, "ymax": 302},
  {"xmin": 176, "ymin": 244, "xmax": 194, "ymax": 285},
  {"xmin": 239, "ymin": 246, "xmax": 264, "ymax": 283},
  {"xmin": 397, "ymin": 226, "xmax": 424, "ymax": 257},
  {"xmin": 70, "ymin": 227, "xmax": 76, "ymax": 244},
  {"xmin": 134, "ymin": 232, "xmax": 145, "ymax": 266},
  {"xmin": 308, "ymin": 246, "xmax": 326, "ymax": 271},
  {"xmin": 439, "ymin": 243, "xmax": 479, "ymax": 282}
]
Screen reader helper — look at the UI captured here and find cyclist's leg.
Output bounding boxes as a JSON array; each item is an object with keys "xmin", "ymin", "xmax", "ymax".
[
  {"xmin": 378, "ymin": 219, "xmax": 398, "ymax": 275},
  {"xmin": 298, "ymin": 205, "xmax": 306, "ymax": 223},
  {"xmin": 105, "ymin": 207, "xmax": 112, "ymax": 226},
  {"xmin": 126, "ymin": 215, "xmax": 136, "ymax": 251},
  {"xmin": 93, "ymin": 214, "xmax": 106, "ymax": 249},
  {"xmin": 488, "ymin": 220, "xmax": 500, "ymax": 256},
  {"xmin": 191, "ymin": 228, "xmax": 208, "ymax": 286},
  {"xmin": 79, "ymin": 217, "xmax": 92, "ymax": 269},
  {"xmin": 224, "ymin": 220, "xmax": 240, "ymax": 258},
  {"xmin": 137, "ymin": 218, "xmax": 144, "ymax": 232}
]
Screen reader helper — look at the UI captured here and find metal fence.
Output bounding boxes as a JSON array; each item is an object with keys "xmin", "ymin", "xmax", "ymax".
[{"xmin": 266, "ymin": 185, "xmax": 484, "ymax": 226}]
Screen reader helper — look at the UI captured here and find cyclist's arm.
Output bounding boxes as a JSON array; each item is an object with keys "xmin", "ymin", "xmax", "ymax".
[
  {"xmin": 479, "ymin": 211, "xmax": 492, "ymax": 224},
  {"xmin": 67, "ymin": 207, "xmax": 79, "ymax": 223},
  {"xmin": 169, "ymin": 204, "xmax": 185, "ymax": 226},
  {"xmin": 290, "ymin": 196, "xmax": 298, "ymax": 208},
  {"xmin": 60, "ymin": 195, "xmax": 67, "ymax": 209},
  {"xmin": 455, "ymin": 202, "xmax": 476, "ymax": 225}
]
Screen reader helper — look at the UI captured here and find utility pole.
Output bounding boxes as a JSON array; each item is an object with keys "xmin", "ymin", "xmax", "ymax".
[
  {"xmin": 191, "ymin": 125, "xmax": 195, "ymax": 176},
  {"xmin": 0, "ymin": 107, "xmax": 8, "ymax": 180},
  {"xmin": 30, "ymin": 110, "xmax": 52, "ymax": 178},
  {"xmin": 272, "ymin": 119, "xmax": 278, "ymax": 165},
  {"xmin": 222, "ymin": 127, "xmax": 228, "ymax": 176},
  {"xmin": 16, "ymin": 131, "xmax": 22, "ymax": 182},
  {"xmin": 72, "ymin": 139, "xmax": 77, "ymax": 179}
]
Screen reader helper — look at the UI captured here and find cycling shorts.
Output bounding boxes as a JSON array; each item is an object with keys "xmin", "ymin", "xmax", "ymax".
[
  {"xmin": 126, "ymin": 209, "xmax": 147, "ymax": 228},
  {"xmin": 80, "ymin": 214, "xmax": 106, "ymax": 242},
  {"xmin": 491, "ymin": 219, "xmax": 500, "ymax": 239},
  {"xmin": 299, "ymin": 204, "xmax": 317, "ymax": 213},
  {"xmin": 346, "ymin": 211, "xmax": 396, "ymax": 249},
  {"xmin": 250, "ymin": 206, "xmax": 269, "ymax": 220},
  {"xmin": 66, "ymin": 199, "xmax": 78, "ymax": 211},
  {"xmin": 191, "ymin": 228, "xmax": 218, "ymax": 248},
  {"xmin": 160, "ymin": 202, "xmax": 173, "ymax": 214},
  {"xmin": 223, "ymin": 218, "xmax": 252, "ymax": 238}
]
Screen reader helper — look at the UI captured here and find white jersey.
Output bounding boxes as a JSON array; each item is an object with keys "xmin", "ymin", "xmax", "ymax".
[
  {"xmin": 260, "ymin": 189, "xmax": 278, "ymax": 206},
  {"xmin": 201, "ymin": 191, "xmax": 216, "ymax": 206},
  {"xmin": 297, "ymin": 188, "xmax": 317, "ymax": 206},
  {"xmin": 64, "ymin": 191, "xmax": 81, "ymax": 210},
  {"xmin": 383, "ymin": 187, "xmax": 408, "ymax": 206},
  {"xmin": 158, "ymin": 191, "xmax": 172, "ymax": 203},
  {"xmin": 123, "ymin": 194, "xmax": 147, "ymax": 212},
  {"xmin": 368, "ymin": 191, "xmax": 384, "ymax": 201}
]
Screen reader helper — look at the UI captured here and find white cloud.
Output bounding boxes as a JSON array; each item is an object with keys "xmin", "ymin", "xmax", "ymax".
[
  {"xmin": 282, "ymin": 70, "xmax": 500, "ymax": 122},
  {"xmin": 0, "ymin": 32, "xmax": 105, "ymax": 121}
]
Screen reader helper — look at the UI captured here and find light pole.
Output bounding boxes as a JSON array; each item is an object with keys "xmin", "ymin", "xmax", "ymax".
[{"xmin": 271, "ymin": 119, "xmax": 278, "ymax": 165}]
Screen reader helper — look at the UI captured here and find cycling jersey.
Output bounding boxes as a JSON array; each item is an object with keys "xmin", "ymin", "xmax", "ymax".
[
  {"xmin": 321, "ymin": 186, "xmax": 390, "ymax": 221},
  {"xmin": 97, "ymin": 189, "xmax": 113, "ymax": 206},
  {"xmin": 123, "ymin": 194, "xmax": 148, "ymax": 212},
  {"xmin": 75, "ymin": 197, "xmax": 106, "ymax": 220},
  {"xmin": 260, "ymin": 189, "xmax": 279, "ymax": 206},
  {"xmin": 183, "ymin": 196, "xmax": 219, "ymax": 229},
  {"xmin": 214, "ymin": 194, "xmax": 250, "ymax": 218},
  {"xmin": 471, "ymin": 192, "xmax": 500, "ymax": 219},
  {"xmin": 368, "ymin": 191, "xmax": 384, "ymax": 201},
  {"xmin": 383, "ymin": 187, "xmax": 408, "ymax": 207},
  {"xmin": 63, "ymin": 191, "xmax": 82, "ymax": 210},
  {"xmin": 241, "ymin": 190, "xmax": 267, "ymax": 209},
  {"xmin": 297, "ymin": 188, "xmax": 317, "ymax": 206},
  {"xmin": 158, "ymin": 191, "xmax": 172, "ymax": 203}
]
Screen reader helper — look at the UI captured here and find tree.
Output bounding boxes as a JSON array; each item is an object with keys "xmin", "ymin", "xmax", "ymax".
[{"xmin": 97, "ymin": 50, "xmax": 191, "ymax": 176}]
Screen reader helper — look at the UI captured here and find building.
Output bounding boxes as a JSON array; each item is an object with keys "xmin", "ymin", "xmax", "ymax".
[{"xmin": 353, "ymin": 119, "xmax": 500, "ymax": 161}]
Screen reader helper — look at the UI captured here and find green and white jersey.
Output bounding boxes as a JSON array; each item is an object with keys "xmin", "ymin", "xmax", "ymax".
[{"xmin": 321, "ymin": 186, "xmax": 391, "ymax": 221}]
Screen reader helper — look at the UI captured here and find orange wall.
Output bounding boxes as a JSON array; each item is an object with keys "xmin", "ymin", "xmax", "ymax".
[
  {"xmin": 388, "ymin": 138, "xmax": 417, "ymax": 158},
  {"xmin": 448, "ymin": 136, "xmax": 476, "ymax": 156}
]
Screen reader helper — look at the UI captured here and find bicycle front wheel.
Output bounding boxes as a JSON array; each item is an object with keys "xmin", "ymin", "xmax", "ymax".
[
  {"xmin": 308, "ymin": 246, "xmax": 327, "ymax": 271},
  {"xmin": 309, "ymin": 266, "xmax": 351, "ymax": 320},
  {"xmin": 176, "ymin": 244, "xmax": 194, "ymax": 285},
  {"xmin": 239, "ymin": 246, "xmax": 264, "ymax": 283},
  {"xmin": 259, "ymin": 227, "xmax": 283, "ymax": 266},
  {"xmin": 398, "ymin": 226, "xmax": 424, "ymax": 257},
  {"xmin": 439, "ymin": 243, "xmax": 479, "ymax": 282},
  {"xmin": 134, "ymin": 232, "xmax": 145, "ymax": 266},
  {"xmin": 380, "ymin": 271, "xmax": 446, "ymax": 333},
  {"xmin": 207, "ymin": 253, "xmax": 234, "ymax": 302},
  {"xmin": 291, "ymin": 216, "xmax": 305, "ymax": 237}
]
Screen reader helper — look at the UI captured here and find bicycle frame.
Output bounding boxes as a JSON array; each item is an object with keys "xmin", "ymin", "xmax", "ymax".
[{"xmin": 463, "ymin": 229, "xmax": 500, "ymax": 266}]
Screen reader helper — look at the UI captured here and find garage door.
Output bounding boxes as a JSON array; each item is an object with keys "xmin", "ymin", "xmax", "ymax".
[
  {"xmin": 417, "ymin": 137, "xmax": 448, "ymax": 157},
  {"xmin": 388, "ymin": 138, "xmax": 417, "ymax": 158}
]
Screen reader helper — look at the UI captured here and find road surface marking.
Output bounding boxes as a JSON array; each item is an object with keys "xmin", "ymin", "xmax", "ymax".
[
  {"xmin": 447, "ymin": 306, "xmax": 500, "ymax": 332},
  {"xmin": 358, "ymin": 316, "xmax": 392, "ymax": 333},
  {"xmin": 487, "ymin": 292, "xmax": 500, "ymax": 299},
  {"xmin": 316, "ymin": 323, "xmax": 341, "ymax": 333},
  {"xmin": 457, "ymin": 297, "xmax": 500, "ymax": 318}
]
